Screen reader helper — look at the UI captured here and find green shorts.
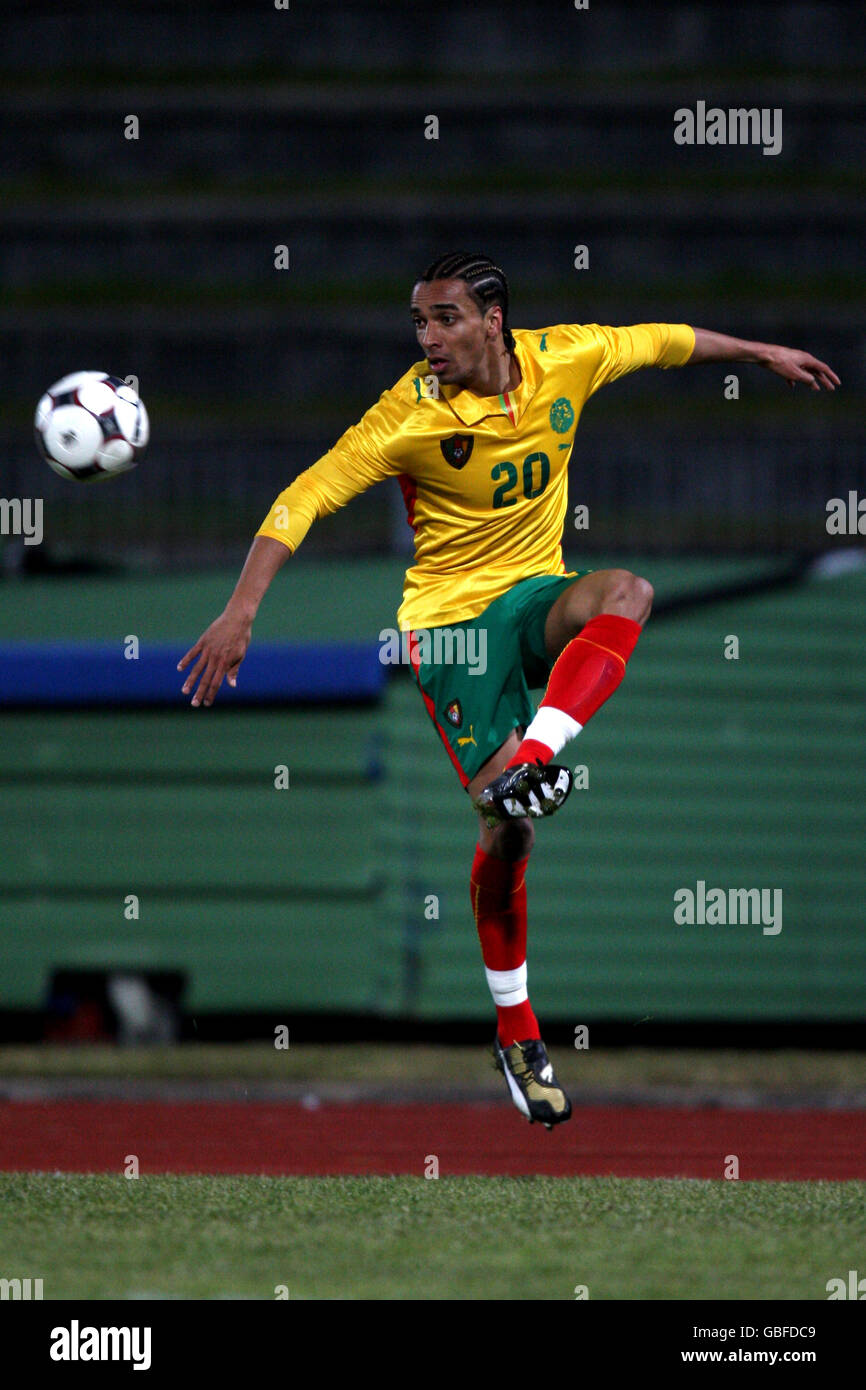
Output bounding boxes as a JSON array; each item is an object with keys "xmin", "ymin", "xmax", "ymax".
[{"xmin": 408, "ymin": 571, "xmax": 592, "ymax": 787}]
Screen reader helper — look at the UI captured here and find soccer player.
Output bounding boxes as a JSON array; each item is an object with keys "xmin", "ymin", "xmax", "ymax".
[{"xmin": 178, "ymin": 252, "xmax": 838, "ymax": 1129}]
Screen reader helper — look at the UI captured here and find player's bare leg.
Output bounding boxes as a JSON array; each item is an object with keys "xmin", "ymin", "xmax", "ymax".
[
  {"xmin": 469, "ymin": 570, "xmax": 652, "ymax": 1125},
  {"xmin": 542, "ymin": 567, "xmax": 654, "ymax": 659},
  {"xmin": 468, "ymin": 732, "xmax": 533, "ymax": 858},
  {"xmin": 468, "ymin": 735, "xmax": 572, "ymax": 1129},
  {"xmin": 473, "ymin": 569, "xmax": 653, "ymax": 826}
]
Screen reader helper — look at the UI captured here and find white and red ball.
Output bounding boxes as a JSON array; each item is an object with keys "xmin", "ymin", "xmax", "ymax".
[{"xmin": 35, "ymin": 371, "xmax": 149, "ymax": 482}]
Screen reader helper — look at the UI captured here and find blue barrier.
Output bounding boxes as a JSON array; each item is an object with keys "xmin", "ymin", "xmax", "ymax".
[{"xmin": 0, "ymin": 641, "xmax": 386, "ymax": 706}]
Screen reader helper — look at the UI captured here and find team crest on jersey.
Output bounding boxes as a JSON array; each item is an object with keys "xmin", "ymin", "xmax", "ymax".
[
  {"xmin": 439, "ymin": 433, "xmax": 474, "ymax": 469},
  {"xmin": 444, "ymin": 698, "xmax": 463, "ymax": 728},
  {"xmin": 549, "ymin": 397, "xmax": 575, "ymax": 433}
]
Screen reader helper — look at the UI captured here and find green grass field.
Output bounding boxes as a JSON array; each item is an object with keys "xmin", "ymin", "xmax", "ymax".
[
  {"xmin": 3, "ymin": 1048, "xmax": 864, "ymax": 1299},
  {"xmin": 1, "ymin": 1173, "xmax": 863, "ymax": 1301}
]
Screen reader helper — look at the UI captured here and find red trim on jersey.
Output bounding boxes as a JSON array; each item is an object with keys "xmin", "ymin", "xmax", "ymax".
[
  {"xmin": 398, "ymin": 473, "xmax": 418, "ymax": 533},
  {"xmin": 500, "ymin": 390, "xmax": 518, "ymax": 426},
  {"xmin": 407, "ymin": 630, "xmax": 470, "ymax": 788}
]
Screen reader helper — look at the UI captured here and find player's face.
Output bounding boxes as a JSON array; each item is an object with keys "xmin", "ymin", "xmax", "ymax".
[{"xmin": 409, "ymin": 279, "xmax": 497, "ymax": 387}]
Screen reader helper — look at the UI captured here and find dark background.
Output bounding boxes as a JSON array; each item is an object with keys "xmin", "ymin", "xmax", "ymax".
[
  {"xmin": 2, "ymin": 0, "xmax": 864, "ymax": 568},
  {"xmin": 0, "ymin": 1, "xmax": 864, "ymax": 1037}
]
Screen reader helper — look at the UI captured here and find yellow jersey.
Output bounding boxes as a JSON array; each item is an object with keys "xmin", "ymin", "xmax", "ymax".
[{"xmin": 256, "ymin": 321, "xmax": 695, "ymax": 629}]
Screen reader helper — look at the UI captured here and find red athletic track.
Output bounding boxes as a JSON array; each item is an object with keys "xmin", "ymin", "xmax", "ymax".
[{"xmin": 1, "ymin": 1101, "xmax": 865, "ymax": 1178}]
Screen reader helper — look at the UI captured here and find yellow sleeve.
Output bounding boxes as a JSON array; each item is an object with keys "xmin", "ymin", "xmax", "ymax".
[
  {"xmin": 548, "ymin": 322, "xmax": 695, "ymax": 399},
  {"xmin": 256, "ymin": 386, "xmax": 406, "ymax": 553},
  {"xmin": 586, "ymin": 322, "xmax": 695, "ymax": 395}
]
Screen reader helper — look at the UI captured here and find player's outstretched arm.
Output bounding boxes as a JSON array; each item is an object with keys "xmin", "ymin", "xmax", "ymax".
[
  {"xmin": 689, "ymin": 327, "xmax": 840, "ymax": 391},
  {"xmin": 177, "ymin": 535, "xmax": 290, "ymax": 707}
]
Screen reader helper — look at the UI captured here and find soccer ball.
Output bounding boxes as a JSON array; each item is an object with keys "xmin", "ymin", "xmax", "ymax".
[{"xmin": 35, "ymin": 371, "xmax": 149, "ymax": 482}]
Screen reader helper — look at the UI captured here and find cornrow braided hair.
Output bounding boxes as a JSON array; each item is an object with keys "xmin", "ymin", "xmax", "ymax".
[{"xmin": 420, "ymin": 252, "xmax": 516, "ymax": 352}]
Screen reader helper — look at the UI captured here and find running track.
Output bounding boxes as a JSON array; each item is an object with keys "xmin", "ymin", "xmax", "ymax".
[{"xmin": 2, "ymin": 1101, "xmax": 865, "ymax": 1178}]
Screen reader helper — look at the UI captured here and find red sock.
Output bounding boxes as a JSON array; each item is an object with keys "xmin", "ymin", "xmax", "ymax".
[
  {"xmin": 470, "ymin": 845, "xmax": 539, "ymax": 1045},
  {"xmin": 508, "ymin": 613, "xmax": 642, "ymax": 767}
]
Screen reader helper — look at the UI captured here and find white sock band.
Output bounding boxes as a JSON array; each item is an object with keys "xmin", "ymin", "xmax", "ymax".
[
  {"xmin": 485, "ymin": 962, "xmax": 528, "ymax": 1008},
  {"xmin": 524, "ymin": 705, "xmax": 583, "ymax": 755}
]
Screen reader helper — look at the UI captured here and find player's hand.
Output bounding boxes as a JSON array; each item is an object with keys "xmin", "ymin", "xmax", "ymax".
[
  {"xmin": 177, "ymin": 608, "xmax": 252, "ymax": 707},
  {"xmin": 763, "ymin": 346, "xmax": 840, "ymax": 392}
]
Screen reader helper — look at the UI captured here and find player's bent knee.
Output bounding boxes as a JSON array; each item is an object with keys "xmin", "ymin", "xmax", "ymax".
[
  {"xmin": 600, "ymin": 569, "xmax": 653, "ymax": 623},
  {"xmin": 633, "ymin": 574, "xmax": 654, "ymax": 623}
]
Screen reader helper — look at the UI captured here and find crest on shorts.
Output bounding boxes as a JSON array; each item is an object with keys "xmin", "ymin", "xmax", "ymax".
[
  {"xmin": 440, "ymin": 433, "xmax": 474, "ymax": 469},
  {"xmin": 444, "ymin": 698, "xmax": 463, "ymax": 728}
]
